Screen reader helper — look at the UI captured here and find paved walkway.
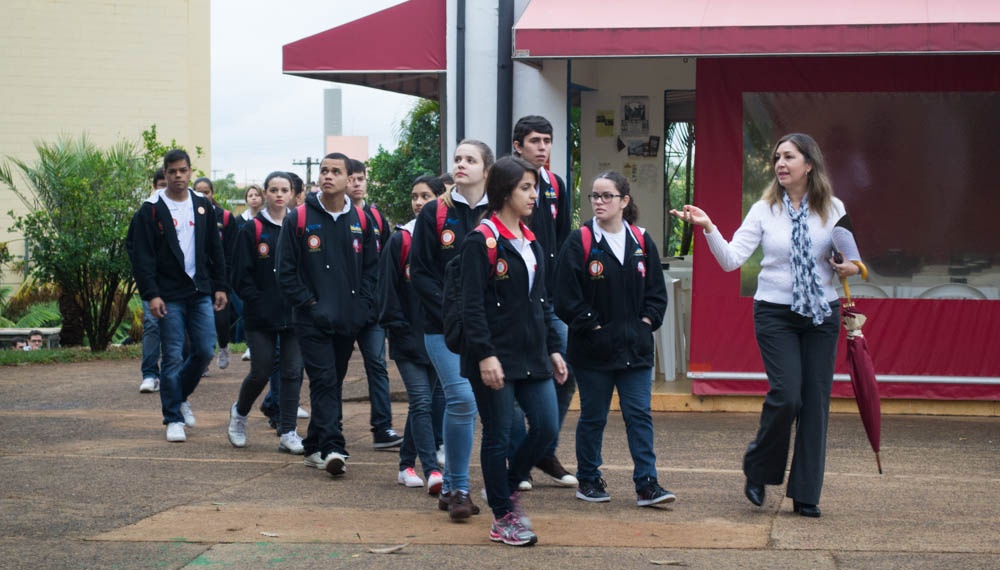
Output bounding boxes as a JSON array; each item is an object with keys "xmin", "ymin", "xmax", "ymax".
[{"xmin": 0, "ymin": 354, "xmax": 997, "ymax": 569}]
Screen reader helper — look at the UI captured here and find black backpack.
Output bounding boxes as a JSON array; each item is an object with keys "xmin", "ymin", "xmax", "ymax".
[{"xmin": 441, "ymin": 223, "xmax": 499, "ymax": 354}]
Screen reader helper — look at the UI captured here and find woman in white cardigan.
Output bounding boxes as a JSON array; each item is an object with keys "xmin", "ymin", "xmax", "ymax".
[{"xmin": 671, "ymin": 133, "xmax": 861, "ymax": 518}]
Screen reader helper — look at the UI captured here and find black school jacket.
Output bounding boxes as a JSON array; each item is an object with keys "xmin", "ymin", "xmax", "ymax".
[
  {"xmin": 527, "ymin": 168, "xmax": 571, "ymax": 296},
  {"xmin": 126, "ymin": 189, "xmax": 227, "ymax": 303},
  {"xmin": 553, "ymin": 219, "xmax": 668, "ymax": 371},
  {"xmin": 229, "ymin": 212, "xmax": 294, "ymax": 332},
  {"xmin": 378, "ymin": 223, "xmax": 429, "ymax": 364},
  {"xmin": 410, "ymin": 194, "xmax": 489, "ymax": 334},
  {"xmin": 275, "ymin": 192, "xmax": 378, "ymax": 337},
  {"xmin": 459, "ymin": 217, "xmax": 562, "ymax": 381}
]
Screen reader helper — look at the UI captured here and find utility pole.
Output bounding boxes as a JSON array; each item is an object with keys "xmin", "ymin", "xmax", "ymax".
[{"xmin": 292, "ymin": 157, "xmax": 319, "ymax": 185}]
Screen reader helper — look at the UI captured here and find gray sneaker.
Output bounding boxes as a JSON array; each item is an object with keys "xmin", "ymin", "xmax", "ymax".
[
  {"xmin": 217, "ymin": 347, "xmax": 230, "ymax": 370},
  {"xmin": 227, "ymin": 404, "xmax": 247, "ymax": 448},
  {"xmin": 489, "ymin": 512, "xmax": 537, "ymax": 546},
  {"xmin": 180, "ymin": 401, "xmax": 196, "ymax": 427}
]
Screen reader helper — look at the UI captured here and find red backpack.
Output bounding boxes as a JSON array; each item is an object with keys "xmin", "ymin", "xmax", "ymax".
[
  {"xmin": 578, "ymin": 223, "xmax": 645, "ymax": 264},
  {"xmin": 541, "ymin": 167, "xmax": 560, "ymax": 220}
]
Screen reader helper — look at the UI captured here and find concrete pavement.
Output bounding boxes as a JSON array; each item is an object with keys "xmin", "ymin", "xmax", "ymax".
[{"xmin": 0, "ymin": 353, "xmax": 997, "ymax": 569}]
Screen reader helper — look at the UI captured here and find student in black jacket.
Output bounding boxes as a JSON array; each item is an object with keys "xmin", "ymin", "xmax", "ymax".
[
  {"xmin": 347, "ymin": 159, "xmax": 402, "ymax": 450},
  {"xmin": 194, "ymin": 177, "xmax": 238, "ymax": 370},
  {"xmin": 126, "ymin": 149, "xmax": 228, "ymax": 443},
  {"xmin": 226, "ymin": 171, "xmax": 303, "ymax": 454},
  {"xmin": 275, "ymin": 153, "xmax": 378, "ymax": 478},
  {"xmin": 511, "ymin": 115, "xmax": 577, "ymax": 488},
  {"xmin": 378, "ymin": 175, "xmax": 446, "ymax": 493},
  {"xmin": 409, "ymin": 139, "xmax": 493, "ymax": 521},
  {"xmin": 460, "ymin": 156, "xmax": 568, "ymax": 547},
  {"xmin": 553, "ymin": 171, "xmax": 674, "ymax": 508}
]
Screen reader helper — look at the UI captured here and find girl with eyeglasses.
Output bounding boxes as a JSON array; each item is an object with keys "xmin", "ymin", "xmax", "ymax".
[{"xmin": 553, "ymin": 171, "xmax": 674, "ymax": 508}]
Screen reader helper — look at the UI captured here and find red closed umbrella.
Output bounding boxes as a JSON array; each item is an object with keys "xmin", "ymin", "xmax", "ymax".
[
  {"xmin": 841, "ymin": 301, "xmax": 883, "ymax": 474},
  {"xmin": 834, "ymin": 214, "xmax": 883, "ymax": 474}
]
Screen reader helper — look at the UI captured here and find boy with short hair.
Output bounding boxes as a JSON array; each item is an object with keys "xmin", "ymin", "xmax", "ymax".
[
  {"xmin": 127, "ymin": 149, "xmax": 228, "ymax": 443},
  {"xmin": 276, "ymin": 153, "xmax": 380, "ymax": 477}
]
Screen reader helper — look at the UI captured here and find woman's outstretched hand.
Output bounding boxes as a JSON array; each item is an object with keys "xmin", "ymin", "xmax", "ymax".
[{"xmin": 669, "ymin": 205, "xmax": 713, "ymax": 232}]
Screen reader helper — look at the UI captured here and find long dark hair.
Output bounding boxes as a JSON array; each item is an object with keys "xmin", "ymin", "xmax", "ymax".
[
  {"xmin": 486, "ymin": 156, "xmax": 537, "ymax": 215},
  {"xmin": 594, "ymin": 171, "xmax": 638, "ymax": 224}
]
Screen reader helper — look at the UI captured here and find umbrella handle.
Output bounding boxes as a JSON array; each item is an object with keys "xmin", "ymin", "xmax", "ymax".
[{"xmin": 841, "ymin": 276, "xmax": 854, "ymax": 308}]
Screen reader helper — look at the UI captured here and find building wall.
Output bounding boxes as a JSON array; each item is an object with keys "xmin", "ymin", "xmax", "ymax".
[
  {"xmin": 0, "ymin": 0, "xmax": 210, "ymax": 289},
  {"xmin": 578, "ymin": 58, "xmax": 696, "ymax": 254}
]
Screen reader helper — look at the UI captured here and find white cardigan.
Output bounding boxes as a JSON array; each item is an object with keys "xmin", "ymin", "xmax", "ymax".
[{"xmin": 703, "ymin": 197, "xmax": 847, "ymax": 305}]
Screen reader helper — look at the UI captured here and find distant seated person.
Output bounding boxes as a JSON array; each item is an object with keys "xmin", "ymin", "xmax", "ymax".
[
  {"xmin": 27, "ymin": 330, "xmax": 44, "ymax": 350},
  {"xmin": 13, "ymin": 338, "xmax": 27, "ymax": 351}
]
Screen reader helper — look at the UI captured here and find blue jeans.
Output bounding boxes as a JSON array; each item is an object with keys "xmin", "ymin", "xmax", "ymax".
[
  {"xmin": 158, "ymin": 295, "xmax": 216, "ymax": 425},
  {"xmin": 547, "ymin": 314, "xmax": 576, "ymax": 457},
  {"xmin": 396, "ymin": 359, "xmax": 442, "ymax": 477},
  {"xmin": 357, "ymin": 322, "xmax": 393, "ymax": 433},
  {"xmin": 296, "ymin": 324, "xmax": 355, "ymax": 457},
  {"xmin": 141, "ymin": 300, "xmax": 160, "ymax": 380},
  {"xmin": 575, "ymin": 366, "xmax": 658, "ymax": 489},
  {"xmin": 237, "ymin": 329, "xmax": 303, "ymax": 435},
  {"xmin": 472, "ymin": 375, "xmax": 558, "ymax": 518},
  {"xmin": 424, "ymin": 333, "xmax": 477, "ymax": 493},
  {"xmin": 508, "ymin": 314, "xmax": 575, "ymax": 462}
]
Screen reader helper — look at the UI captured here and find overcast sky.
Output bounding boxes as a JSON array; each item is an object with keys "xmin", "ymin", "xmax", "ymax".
[{"xmin": 210, "ymin": 1, "xmax": 417, "ymax": 186}]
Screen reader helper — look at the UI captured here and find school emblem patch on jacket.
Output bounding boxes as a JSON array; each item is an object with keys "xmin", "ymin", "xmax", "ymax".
[{"xmin": 588, "ymin": 260, "xmax": 604, "ymax": 279}]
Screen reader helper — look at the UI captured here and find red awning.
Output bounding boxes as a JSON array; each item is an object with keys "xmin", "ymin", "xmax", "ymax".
[
  {"xmin": 282, "ymin": 0, "xmax": 445, "ymax": 99},
  {"xmin": 513, "ymin": 0, "xmax": 1000, "ymax": 58}
]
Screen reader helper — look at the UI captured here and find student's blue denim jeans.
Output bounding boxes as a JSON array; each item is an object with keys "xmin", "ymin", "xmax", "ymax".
[
  {"xmin": 471, "ymin": 375, "xmax": 558, "ymax": 518},
  {"xmin": 396, "ymin": 359, "xmax": 443, "ymax": 477},
  {"xmin": 575, "ymin": 366, "xmax": 658, "ymax": 489},
  {"xmin": 158, "ymin": 295, "xmax": 216, "ymax": 425},
  {"xmin": 424, "ymin": 333, "xmax": 477, "ymax": 493},
  {"xmin": 141, "ymin": 300, "xmax": 160, "ymax": 380},
  {"xmin": 356, "ymin": 322, "xmax": 393, "ymax": 434}
]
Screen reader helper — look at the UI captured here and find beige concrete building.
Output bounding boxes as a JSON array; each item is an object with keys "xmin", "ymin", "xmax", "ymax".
[{"xmin": 0, "ymin": 0, "xmax": 210, "ymax": 290}]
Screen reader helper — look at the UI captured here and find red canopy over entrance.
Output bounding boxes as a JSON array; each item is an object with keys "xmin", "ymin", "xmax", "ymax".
[
  {"xmin": 514, "ymin": 0, "xmax": 1000, "ymax": 58},
  {"xmin": 282, "ymin": 0, "xmax": 445, "ymax": 98}
]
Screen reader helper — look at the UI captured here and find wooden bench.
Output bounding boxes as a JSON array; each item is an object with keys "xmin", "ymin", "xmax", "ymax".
[{"xmin": 0, "ymin": 327, "xmax": 61, "ymax": 349}]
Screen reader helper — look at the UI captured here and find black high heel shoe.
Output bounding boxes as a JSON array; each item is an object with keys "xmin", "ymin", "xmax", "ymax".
[
  {"xmin": 793, "ymin": 500, "xmax": 821, "ymax": 518},
  {"xmin": 744, "ymin": 479, "xmax": 765, "ymax": 506}
]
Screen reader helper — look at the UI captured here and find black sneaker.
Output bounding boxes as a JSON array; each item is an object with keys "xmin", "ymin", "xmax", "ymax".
[
  {"xmin": 576, "ymin": 478, "xmax": 611, "ymax": 503},
  {"xmin": 636, "ymin": 480, "xmax": 676, "ymax": 507},
  {"xmin": 536, "ymin": 456, "xmax": 579, "ymax": 487},
  {"xmin": 373, "ymin": 428, "xmax": 403, "ymax": 450}
]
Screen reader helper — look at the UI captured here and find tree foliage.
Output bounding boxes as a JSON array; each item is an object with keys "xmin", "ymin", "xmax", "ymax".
[
  {"xmin": 367, "ymin": 99, "xmax": 442, "ymax": 224},
  {"xmin": 0, "ymin": 136, "xmax": 149, "ymax": 351}
]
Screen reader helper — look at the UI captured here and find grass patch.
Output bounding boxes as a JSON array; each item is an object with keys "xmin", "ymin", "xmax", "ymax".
[{"xmin": 0, "ymin": 345, "xmax": 142, "ymax": 366}]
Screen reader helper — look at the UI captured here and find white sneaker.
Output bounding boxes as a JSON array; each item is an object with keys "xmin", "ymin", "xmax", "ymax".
[
  {"xmin": 518, "ymin": 479, "xmax": 533, "ymax": 492},
  {"xmin": 180, "ymin": 401, "xmax": 196, "ymax": 427},
  {"xmin": 279, "ymin": 431, "xmax": 304, "ymax": 454},
  {"xmin": 325, "ymin": 452, "xmax": 347, "ymax": 477},
  {"xmin": 139, "ymin": 377, "xmax": 159, "ymax": 393},
  {"xmin": 217, "ymin": 347, "xmax": 230, "ymax": 370},
  {"xmin": 427, "ymin": 471, "xmax": 444, "ymax": 495},
  {"xmin": 166, "ymin": 422, "xmax": 186, "ymax": 442},
  {"xmin": 241, "ymin": 348, "xmax": 251, "ymax": 361},
  {"xmin": 398, "ymin": 467, "xmax": 424, "ymax": 487},
  {"xmin": 227, "ymin": 404, "xmax": 247, "ymax": 447},
  {"xmin": 303, "ymin": 452, "xmax": 327, "ymax": 469},
  {"xmin": 436, "ymin": 445, "xmax": 446, "ymax": 469},
  {"xmin": 297, "ymin": 406, "xmax": 310, "ymax": 419}
]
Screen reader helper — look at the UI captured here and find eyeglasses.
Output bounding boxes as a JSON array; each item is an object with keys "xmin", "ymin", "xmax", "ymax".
[{"xmin": 588, "ymin": 192, "xmax": 623, "ymax": 203}]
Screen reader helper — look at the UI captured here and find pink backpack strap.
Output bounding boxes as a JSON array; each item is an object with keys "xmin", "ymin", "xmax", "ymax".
[
  {"xmin": 627, "ymin": 223, "xmax": 646, "ymax": 256},
  {"xmin": 435, "ymin": 197, "xmax": 448, "ymax": 237},
  {"xmin": 475, "ymin": 224, "xmax": 499, "ymax": 277},
  {"xmin": 398, "ymin": 228, "xmax": 411, "ymax": 272},
  {"xmin": 253, "ymin": 218, "xmax": 263, "ymax": 246},
  {"xmin": 296, "ymin": 204, "xmax": 307, "ymax": 237}
]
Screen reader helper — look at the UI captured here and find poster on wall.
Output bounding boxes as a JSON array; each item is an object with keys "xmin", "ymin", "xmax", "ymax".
[
  {"xmin": 621, "ymin": 96, "xmax": 650, "ymax": 137},
  {"xmin": 626, "ymin": 135, "xmax": 661, "ymax": 157},
  {"xmin": 595, "ymin": 110, "xmax": 615, "ymax": 137}
]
